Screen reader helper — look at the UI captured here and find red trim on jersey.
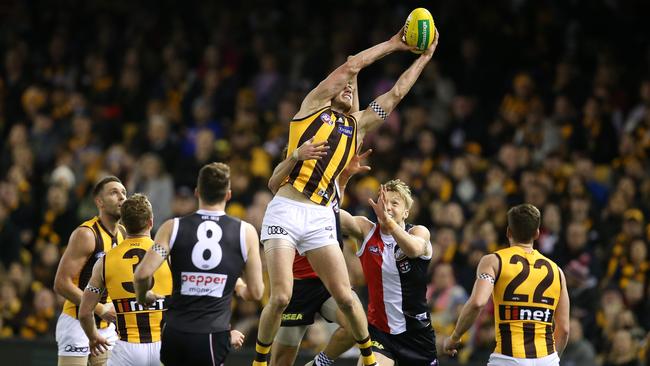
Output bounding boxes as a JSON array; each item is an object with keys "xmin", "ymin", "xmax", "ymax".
[
  {"xmin": 293, "ymin": 251, "xmax": 318, "ymax": 279},
  {"xmin": 359, "ymin": 226, "xmax": 389, "ymax": 333}
]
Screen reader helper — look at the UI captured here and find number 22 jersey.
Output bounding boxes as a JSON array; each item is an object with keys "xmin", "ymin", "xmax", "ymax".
[
  {"xmin": 493, "ymin": 246, "xmax": 562, "ymax": 359},
  {"xmin": 166, "ymin": 210, "xmax": 247, "ymax": 333}
]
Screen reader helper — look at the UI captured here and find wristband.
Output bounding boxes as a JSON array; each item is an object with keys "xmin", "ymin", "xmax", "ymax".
[{"xmin": 85, "ymin": 284, "xmax": 103, "ymax": 294}]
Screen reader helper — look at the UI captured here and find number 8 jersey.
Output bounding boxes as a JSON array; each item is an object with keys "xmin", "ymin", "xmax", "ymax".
[
  {"xmin": 166, "ymin": 209, "xmax": 247, "ymax": 333},
  {"xmin": 493, "ymin": 246, "xmax": 562, "ymax": 359}
]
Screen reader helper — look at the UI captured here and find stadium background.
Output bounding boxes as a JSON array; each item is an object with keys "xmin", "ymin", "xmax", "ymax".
[{"xmin": 1, "ymin": 0, "xmax": 650, "ymax": 364}]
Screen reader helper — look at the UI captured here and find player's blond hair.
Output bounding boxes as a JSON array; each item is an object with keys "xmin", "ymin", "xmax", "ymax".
[{"xmin": 383, "ymin": 179, "xmax": 414, "ymax": 209}]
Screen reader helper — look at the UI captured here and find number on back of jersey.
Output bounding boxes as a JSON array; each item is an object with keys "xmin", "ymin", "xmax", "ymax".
[{"xmin": 191, "ymin": 221, "xmax": 223, "ymax": 270}]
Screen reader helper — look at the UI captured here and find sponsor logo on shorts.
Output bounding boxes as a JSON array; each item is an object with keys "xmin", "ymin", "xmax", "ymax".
[
  {"xmin": 371, "ymin": 340, "xmax": 384, "ymax": 350},
  {"xmin": 337, "ymin": 125, "xmax": 354, "ymax": 137},
  {"xmin": 325, "ymin": 226, "xmax": 333, "ymax": 231},
  {"xmin": 282, "ymin": 313, "xmax": 304, "ymax": 321},
  {"xmin": 180, "ymin": 272, "xmax": 228, "ymax": 298},
  {"xmin": 320, "ymin": 112, "xmax": 333, "ymax": 125},
  {"xmin": 64, "ymin": 345, "xmax": 89, "ymax": 353},
  {"xmin": 267, "ymin": 226, "xmax": 288, "ymax": 235}
]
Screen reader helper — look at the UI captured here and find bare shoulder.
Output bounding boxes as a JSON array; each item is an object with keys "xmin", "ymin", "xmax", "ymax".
[
  {"xmin": 407, "ymin": 225, "xmax": 431, "ymax": 239},
  {"xmin": 65, "ymin": 226, "xmax": 96, "ymax": 255}
]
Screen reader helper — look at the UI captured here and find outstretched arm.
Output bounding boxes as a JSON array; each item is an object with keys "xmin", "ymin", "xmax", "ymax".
[
  {"xmin": 444, "ymin": 253, "xmax": 497, "ymax": 357},
  {"xmin": 296, "ymin": 28, "xmax": 412, "ymax": 117},
  {"xmin": 355, "ymin": 30, "xmax": 440, "ymax": 135}
]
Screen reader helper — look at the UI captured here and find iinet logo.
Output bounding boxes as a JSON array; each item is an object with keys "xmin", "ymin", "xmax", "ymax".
[
  {"xmin": 499, "ymin": 305, "xmax": 554, "ymax": 324},
  {"xmin": 180, "ymin": 272, "xmax": 228, "ymax": 298}
]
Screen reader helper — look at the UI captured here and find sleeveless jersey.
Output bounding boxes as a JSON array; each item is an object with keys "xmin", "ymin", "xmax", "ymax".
[
  {"xmin": 62, "ymin": 217, "xmax": 125, "ymax": 328},
  {"xmin": 104, "ymin": 237, "xmax": 172, "ymax": 343},
  {"xmin": 286, "ymin": 106, "xmax": 357, "ymax": 206},
  {"xmin": 493, "ymin": 246, "xmax": 562, "ymax": 358},
  {"xmin": 357, "ymin": 223, "xmax": 431, "ymax": 334},
  {"xmin": 166, "ymin": 210, "xmax": 247, "ymax": 333}
]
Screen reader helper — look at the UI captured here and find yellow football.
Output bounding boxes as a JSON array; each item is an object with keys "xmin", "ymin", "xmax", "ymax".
[{"xmin": 403, "ymin": 8, "xmax": 436, "ymax": 54}]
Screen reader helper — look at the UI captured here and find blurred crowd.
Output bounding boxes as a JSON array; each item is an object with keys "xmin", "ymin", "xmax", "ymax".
[{"xmin": 1, "ymin": 0, "xmax": 650, "ymax": 364}]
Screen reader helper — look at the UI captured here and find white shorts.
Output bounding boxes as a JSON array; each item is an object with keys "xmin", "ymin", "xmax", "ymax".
[
  {"xmin": 108, "ymin": 340, "xmax": 161, "ymax": 366},
  {"xmin": 56, "ymin": 313, "xmax": 118, "ymax": 357},
  {"xmin": 488, "ymin": 352, "xmax": 559, "ymax": 366},
  {"xmin": 261, "ymin": 196, "xmax": 338, "ymax": 255}
]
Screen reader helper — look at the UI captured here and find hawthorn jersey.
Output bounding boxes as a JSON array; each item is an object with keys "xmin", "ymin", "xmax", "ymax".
[
  {"xmin": 493, "ymin": 246, "xmax": 562, "ymax": 358},
  {"xmin": 357, "ymin": 223, "xmax": 431, "ymax": 334},
  {"xmin": 104, "ymin": 237, "xmax": 172, "ymax": 343},
  {"xmin": 286, "ymin": 106, "xmax": 357, "ymax": 206},
  {"xmin": 166, "ymin": 210, "xmax": 247, "ymax": 333},
  {"xmin": 62, "ymin": 217, "xmax": 125, "ymax": 328}
]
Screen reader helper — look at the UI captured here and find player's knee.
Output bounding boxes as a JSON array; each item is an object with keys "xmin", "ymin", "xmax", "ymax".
[
  {"xmin": 269, "ymin": 292, "xmax": 291, "ymax": 310},
  {"xmin": 333, "ymin": 293, "xmax": 355, "ymax": 312}
]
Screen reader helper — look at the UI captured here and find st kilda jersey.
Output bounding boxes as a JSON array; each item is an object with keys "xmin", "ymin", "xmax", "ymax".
[
  {"xmin": 166, "ymin": 210, "xmax": 247, "ymax": 333},
  {"xmin": 356, "ymin": 223, "xmax": 431, "ymax": 334}
]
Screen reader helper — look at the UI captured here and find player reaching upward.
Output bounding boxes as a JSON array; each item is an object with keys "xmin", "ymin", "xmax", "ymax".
[
  {"xmin": 339, "ymin": 181, "xmax": 438, "ymax": 366},
  {"xmin": 443, "ymin": 204, "xmax": 570, "ymax": 366},
  {"xmin": 254, "ymin": 26, "xmax": 439, "ymax": 366},
  {"xmin": 268, "ymin": 140, "xmax": 371, "ymax": 366}
]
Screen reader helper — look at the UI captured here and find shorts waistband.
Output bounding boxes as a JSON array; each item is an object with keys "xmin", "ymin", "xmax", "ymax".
[{"xmin": 271, "ymin": 196, "xmax": 332, "ymax": 211}]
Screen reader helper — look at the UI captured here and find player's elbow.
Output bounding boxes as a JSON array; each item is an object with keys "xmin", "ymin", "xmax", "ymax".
[
  {"xmin": 468, "ymin": 297, "xmax": 487, "ymax": 311},
  {"xmin": 133, "ymin": 268, "xmax": 149, "ymax": 283},
  {"xmin": 78, "ymin": 306, "xmax": 92, "ymax": 320},
  {"xmin": 53, "ymin": 276, "xmax": 67, "ymax": 296},
  {"xmin": 556, "ymin": 322, "xmax": 570, "ymax": 337},
  {"xmin": 249, "ymin": 282, "xmax": 264, "ymax": 301},
  {"xmin": 342, "ymin": 60, "xmax": 361, "ymax": 76}
]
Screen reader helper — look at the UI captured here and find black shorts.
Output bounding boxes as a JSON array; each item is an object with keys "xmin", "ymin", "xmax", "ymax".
[
  {"xmin": 368, "ymin": 324, "xmax": 438, "ymax": 366},
  {"xmin": 281, "ymin": 277, "xmax": 332, "ymax": 326},
  {"xmin": 160, "ymin": 325, "xmax": 231, "ymax": 366}
]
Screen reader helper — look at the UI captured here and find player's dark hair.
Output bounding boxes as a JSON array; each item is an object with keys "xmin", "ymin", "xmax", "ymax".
[
  {"xmin": 197, "ymin": 162, "xmax": 230, "ymax": 204},
  {"xmin": 507, "ymin": 204, "xmax": 541, "ymax": 243},
  {"xmin": 92, "ymin": 176, "xmax": 122, "ymax": 197}
]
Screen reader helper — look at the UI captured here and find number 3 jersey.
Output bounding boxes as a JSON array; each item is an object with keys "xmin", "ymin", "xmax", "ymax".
[
  {"xmin": 493, "ymin": 246, "xmax": 562, "ymax": 359},
  {"xmin": 104, "ymin": 237, "xmax": 172, "ymax": 343},
  {"xmin": 166, "ymin": 210, "xmax": 247, "ymax": 333}
]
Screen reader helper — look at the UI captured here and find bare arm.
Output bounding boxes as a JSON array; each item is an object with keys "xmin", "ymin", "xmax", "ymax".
[
  {"xmin": 354, "ymin": 31, "xmax": 440, "ymax": 134},
  {"xmin": 134, "ymin": 219, "xmax": 172, "ymax": 305},
  {"xmin": 78, "ymin": 258, "xmax": 112, "ymax": 356},
  {"xmin": 339, "ymin": 209, "xmax": 373, "ymax": 242},
  {"xmin": 554, "ymin": 268, "xmax": 570, "ymax": 357},
  {"xmin": 368, "ymin": 185, "xmax": 431, "ymax": 258},
  {"xmin": 54, "ymin": 226, "xmax": 113, "ymax": 319},
  {"xmin": 235, "ymin": 222, "xmax": 264, "ymax": 301},
  {"xmin": 296, "ymin": 29, "xmax": 410, "ymax": 117},
  {"xmin": 268, "ymin": 138, "xmax": 328, "ymax": 194},
  {"xmin": 445, "ymin": 254, "xmax": 498, "ymax": 356}
]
